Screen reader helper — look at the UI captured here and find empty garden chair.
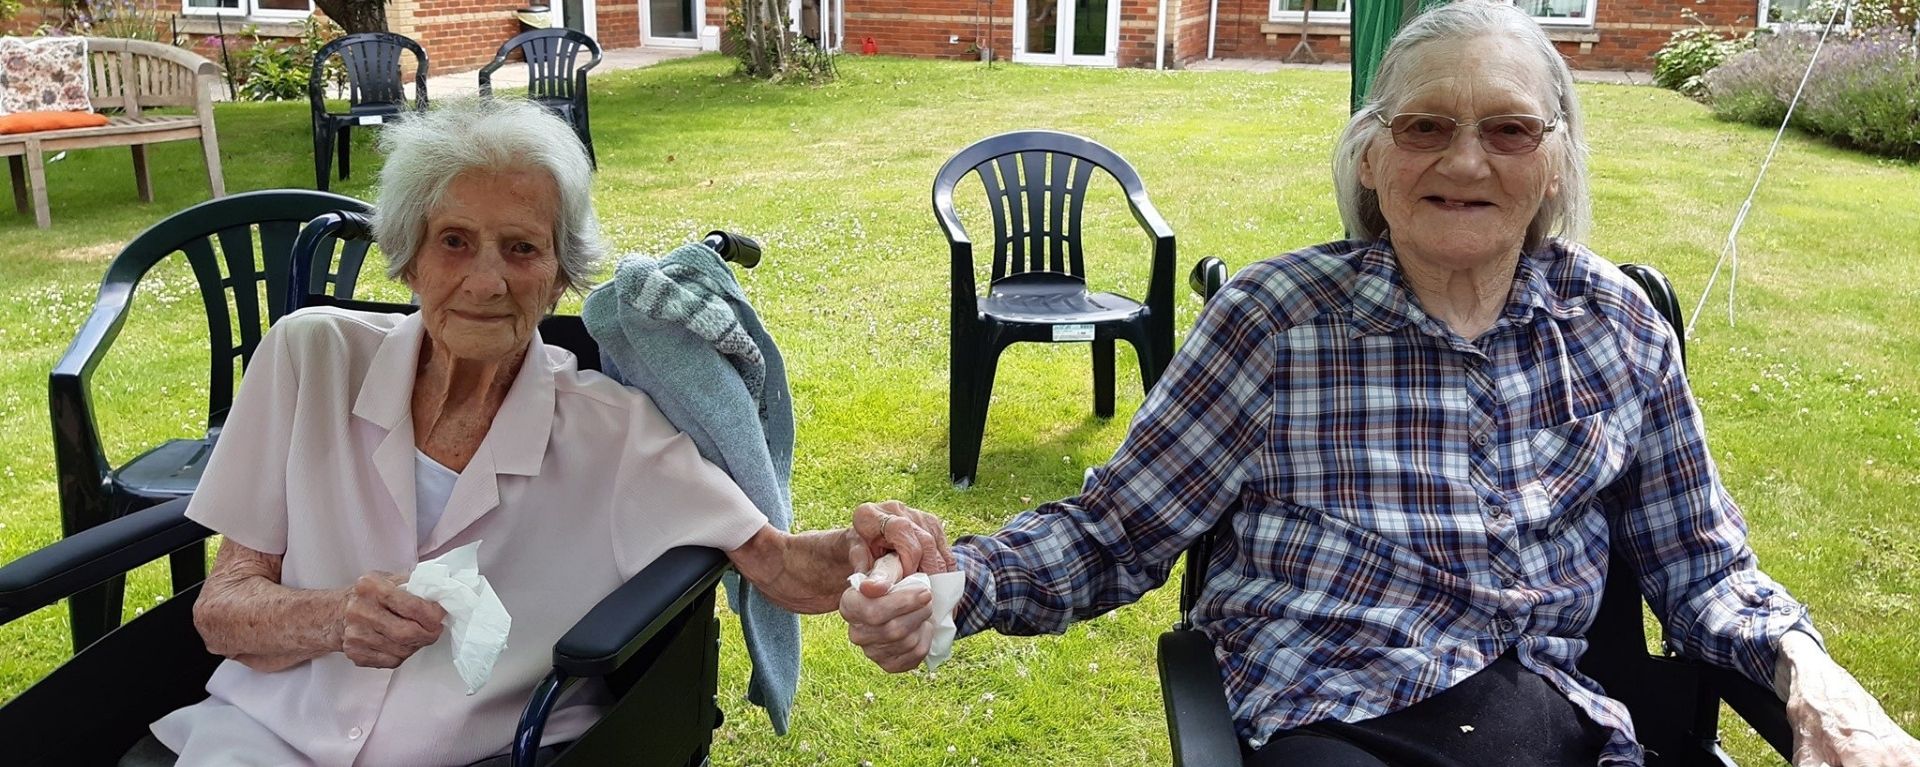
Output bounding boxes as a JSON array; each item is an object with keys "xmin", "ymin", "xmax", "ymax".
[
  {"xmin": 479, "ymin": 28, "xmax": 604, "ymax": 169},
  {"xmin": 309, "ymin": 32, "xmax": 428, "ymax": 191}
]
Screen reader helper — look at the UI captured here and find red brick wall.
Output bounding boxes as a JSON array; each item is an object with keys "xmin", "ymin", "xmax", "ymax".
[
  {"xmin": 601, "ymin": 2, "xmax": 640, "ymax": 48},
  {"xmin": 843, "ymin": 0, "xmax": 1006, "ymax": 60},
  {"xmin": 392, "ymin": 0, "xmax": 525, "ymax": 74}
]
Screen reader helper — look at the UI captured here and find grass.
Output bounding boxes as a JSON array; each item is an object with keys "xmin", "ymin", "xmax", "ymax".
[{"xmin": 1, "ymin": 54, "xmax": 1917, "ymax": 765}]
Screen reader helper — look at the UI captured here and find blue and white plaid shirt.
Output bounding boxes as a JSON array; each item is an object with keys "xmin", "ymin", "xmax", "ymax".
[{"xmin": 951, "ymin": 238, "xmax": 1818, "ymax": 765}]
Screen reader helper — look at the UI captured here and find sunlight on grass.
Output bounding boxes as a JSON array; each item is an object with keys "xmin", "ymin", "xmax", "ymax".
[{"xmin": 0, "ymin": 55, "xmax": 1915, "ymax": 766}]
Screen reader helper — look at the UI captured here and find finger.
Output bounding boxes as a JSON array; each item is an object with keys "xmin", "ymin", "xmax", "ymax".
[
  {"xmin": 381, "ymin": 589, "xmax": 448, "ymax": 634},
  {"xmin": 841, "ymin": 588, "xmax": 933, "ymax": 634},
  {"xmin": 847, "ymin": 600, "xmax": 935, "ymax": 646},
  {"xmin": 905, "ymin": 509, "xmax": 954, "ymax": 573},
  {"xmin": 859, "ymin": 554, "xmax": 904, "ymax": 597}
]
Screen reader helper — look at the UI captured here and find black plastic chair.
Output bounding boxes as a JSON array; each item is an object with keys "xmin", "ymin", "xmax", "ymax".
[
  {"xmin": 932, "ymin": 130, "xmax": 1177, "ymax": 486},
  {"xmin": 1, "ymin": 212, "xmax": 766, "ymax": 767},
  {"xmin": 478, "ymin": 29, "xmax": 603, "ymax": 169},
  {"xmin": 1157, "ymin": 258, "xmax": 1793, "ymax": 767},
  {"xmin": 309, "ymin": 32, "xmax": 429, "ymax": 192},
  {"xmin": 49, "ymin": 189, "xmax": 374, "ymax": 654}
]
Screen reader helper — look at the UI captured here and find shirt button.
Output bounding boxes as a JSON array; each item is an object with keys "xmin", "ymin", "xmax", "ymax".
[
  {"xmin": 1485, "ymin": 504, "xmax": 1507, "ymax": 519},
  {"xmin": 1501, "ymin": 575, "xmax": 1519, "ymax": 589},
  {"xmin": 348, "ymin": 727, "xmax": 363, "ymax": 741},
  {"xmin": 1472, "ymin": 432, "xmax": 1491, "ymax": 447},
  {"xmin": 1496, "ymin": 618, "xmax": 1517, "ymax": 633}
]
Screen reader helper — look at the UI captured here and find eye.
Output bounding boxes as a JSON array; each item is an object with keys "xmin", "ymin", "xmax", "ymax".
[
  {"xmin": 1488, "ymin": 118, "xmax": 1536, "ymax": 137},
  {"xmin": 439, "ymin": 233, "xmax": 467, "ymax": 250},
  {"xmin": 510, "ymin": 241, "xmax": 540, "ymax": 257},
  {"xmin": 1408, "ymin": 117, "xmax": 1446, "ymax": 134}
]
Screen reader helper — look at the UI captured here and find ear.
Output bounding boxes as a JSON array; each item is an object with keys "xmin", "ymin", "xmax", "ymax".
[
  {"xmin": 1546, "ymin": 172, "xmax": 1561, "ymax": 200},
  {"xmin": 1359, "ymin": 139, "xmax": 1381, "ymax": 192}
]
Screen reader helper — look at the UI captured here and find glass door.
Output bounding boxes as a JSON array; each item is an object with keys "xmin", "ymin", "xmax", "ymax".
[
  {"xmin": 791, "ymin": 0, "xmax": 845, "ymax": 50},
  {"xmin": 645, "ymin": 0, "xmax": 701, "ymax": 47},
  {"xmin": 1013, "ymin": 0, "xmax": 1119, "ymax": 66}
]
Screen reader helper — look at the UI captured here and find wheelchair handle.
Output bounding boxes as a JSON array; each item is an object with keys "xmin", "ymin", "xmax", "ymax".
[{"xmin": 702, "ymin": 230, "xmax": 762, "ymax": 269}]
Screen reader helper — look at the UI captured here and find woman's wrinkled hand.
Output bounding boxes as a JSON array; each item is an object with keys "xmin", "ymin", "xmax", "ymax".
[
  {"xmin": 1779, "ymin": 632, "xmax": 1920, "ymax": 767},
  {"xmin": 849, "ymin": 500, "xmax": 953, "ymax": 576},
  {"xmin": 840, "ymin": 553, "xmax": 935, "ymax": 673},
  {"xmin": 339, "ymin": 572, "xmax": 448, "ymax": 669}
]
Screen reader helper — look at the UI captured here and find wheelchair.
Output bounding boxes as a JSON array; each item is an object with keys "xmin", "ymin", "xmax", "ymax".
[
  {"xmin": 0, "ymin": 202, "xmax": 766, "ymax": 767},
  {"xmin": 1157, "ymin": 258, "xmax": 1796, "ymax": 767}
]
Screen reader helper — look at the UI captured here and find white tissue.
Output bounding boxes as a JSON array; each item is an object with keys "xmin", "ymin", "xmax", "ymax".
[
  {"xmin": 848, "ymin": 569, "xmax": 964, "ymax": 671},
  {"xmin": 403, "ymin": 540, "xmax": 511, "ymax": 694}
]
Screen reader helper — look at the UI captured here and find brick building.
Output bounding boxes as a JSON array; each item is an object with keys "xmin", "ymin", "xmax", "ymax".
[{"xmin": 4, "ymin": 0, "xmax": 1904, "ymax": 75}]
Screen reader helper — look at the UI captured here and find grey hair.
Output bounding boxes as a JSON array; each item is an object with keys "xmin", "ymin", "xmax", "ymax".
[
  {"xmin": 371, "ymin": 97, "xmax": 607, "ymax": 293},
  {"xmin": 1332, "ymin": 0, "xmax": 1591, "ymax": 252}
]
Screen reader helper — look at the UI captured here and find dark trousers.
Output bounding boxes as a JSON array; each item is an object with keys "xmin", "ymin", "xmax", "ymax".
[{"xmin": 1245, "ymin": 653, "xmax": 1608, "ymax": 767}]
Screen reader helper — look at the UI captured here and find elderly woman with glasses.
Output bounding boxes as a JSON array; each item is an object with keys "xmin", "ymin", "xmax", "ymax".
[
  {"xmin": 838, "ymin": 3, "xmax": 1919, "ymax": 766},
  {"xmin": 118, "ymin": 98, "xmax": 950, "ymax": 767}
]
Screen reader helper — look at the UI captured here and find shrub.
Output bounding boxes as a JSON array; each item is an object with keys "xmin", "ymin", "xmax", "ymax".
[
  {"xmin": 1704, "ymin": 30, "xmax": 1920, "ymax": 160},
  {"xmin": 231, "ymin": 17, "xmax": 344, "ymax": 103},
  {"xmin": 1654, "ymin": 27, "xmax": 1747, "ymax": 99}
]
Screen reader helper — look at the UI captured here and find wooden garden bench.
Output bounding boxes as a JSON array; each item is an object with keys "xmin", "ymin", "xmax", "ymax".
[{"xmin": 1, "ymin": 38, "xmax": 226, "ymax": 229}]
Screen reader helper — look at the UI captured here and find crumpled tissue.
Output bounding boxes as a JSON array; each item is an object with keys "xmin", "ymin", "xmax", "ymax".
[
  {"xmin": 403, "ymin": 540, "xmax": 511, "ymax": 694},
  {"xmin": 848, "ymin": 565, "xmax": 964, "ymax": 671}
]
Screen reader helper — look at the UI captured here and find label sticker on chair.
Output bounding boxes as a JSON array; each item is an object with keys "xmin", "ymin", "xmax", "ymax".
[
  {"xmin": 358, "ymin": 115, "xmax": 385, "ymax": 125},
  {"xmin": 1053, "ymin": 324, "xmax": 1095, "ymax": 342}
]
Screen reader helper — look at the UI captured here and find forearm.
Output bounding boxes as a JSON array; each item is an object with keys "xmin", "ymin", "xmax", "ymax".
[
  {"xmin": 194, "ymin": 540, "xmax": 346, "ymax": 671},
  {"xmin": 729, "ymin": 525, "xmax": 859, "ymax": 615}
]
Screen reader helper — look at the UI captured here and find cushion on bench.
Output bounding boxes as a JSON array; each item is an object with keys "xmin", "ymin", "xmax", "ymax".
[{"xmin": 0, "ymin": 111, "xmax": 110, "ymax": 134}]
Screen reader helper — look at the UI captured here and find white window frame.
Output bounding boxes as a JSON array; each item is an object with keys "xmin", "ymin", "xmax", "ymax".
[
  {"xmin": 1758, "ymin": 0, "xmax": 1851, "ymax": 30},
  {"xmin": 1509, "ymin": 0, "xmax": 1598, "ymax": 27},
  {"xmin": 181, "ymin": 0, "xmax": 313, "ymax": 21},
  {"xmin": 1268, "ymin": 0, "xmax": 1350, "ymax": 24},
  {"xmin": 1268, "ymin": 0, "xmax": 1596, "ymax": 27}
]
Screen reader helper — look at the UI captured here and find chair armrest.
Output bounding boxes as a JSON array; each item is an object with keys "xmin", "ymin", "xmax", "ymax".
[
  {"xmin": 476, "ymin": 52, "xmax": 510, "ymax": 97},
  {"xmin": 0, "ymin": 497, "xmax": 209, "ymax": 626},
  {"xmin": 49, "ymin": 279, "xmax": 142, "ymax": 531},
  {"xmin": 1708, "ymin": 666, "xmax": 1794, "ymax": 760},
  {"xmin": 1158, "ymin": 628, "xmax": 1244, "ymax": 767},
  {"xmin": 550, "ymin": 546, "xmax": 730, "ymax": 678}
]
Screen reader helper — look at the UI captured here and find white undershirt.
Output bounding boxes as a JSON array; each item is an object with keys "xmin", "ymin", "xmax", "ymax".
[{"xmin": 414, "ymin": 450, "xmax": 459, "ymax": 546}]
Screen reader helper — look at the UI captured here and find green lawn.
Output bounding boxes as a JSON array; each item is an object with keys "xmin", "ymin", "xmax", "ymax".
[{"xmin": 1, "ymin": 54, "xmax": 1916, "ymax": 766}]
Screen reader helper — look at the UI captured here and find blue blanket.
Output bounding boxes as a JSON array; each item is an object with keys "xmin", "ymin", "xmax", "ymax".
[{"xmin": 580, "ymin": 242, "xmax": 799, "ymax": 733}]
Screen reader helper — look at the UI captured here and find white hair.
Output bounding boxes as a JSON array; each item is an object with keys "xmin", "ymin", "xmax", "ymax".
[
  {"xmin": 371, "ymin": 97, "xmax": 607, "ymax": 293},
  {"xmin": 1333, "ymin": 0, "xmax": 1591, "ymax": 252}
]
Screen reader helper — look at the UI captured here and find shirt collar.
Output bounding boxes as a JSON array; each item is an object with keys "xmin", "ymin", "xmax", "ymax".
[
  {"xmin": 1346, "ymin": 238, "xmax": 1580, "ymax": 339},
  {"xmin": 351, "ymin": 312, "xmax": 557, "ymax": 477}
]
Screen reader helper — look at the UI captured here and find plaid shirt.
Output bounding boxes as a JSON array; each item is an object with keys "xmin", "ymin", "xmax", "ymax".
[{"xmin": 951, "ymin": 238, "xmax": 1819, "ymax": 765}]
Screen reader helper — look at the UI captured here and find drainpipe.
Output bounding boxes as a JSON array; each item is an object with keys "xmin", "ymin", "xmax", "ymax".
[
  {"xmin": 1155, "ymin": 0, "xmax": 1169, "ymax": 69},
  {"xmin": 1206, "ymin": 0, "xmax": 1219, "ymax": 58}
]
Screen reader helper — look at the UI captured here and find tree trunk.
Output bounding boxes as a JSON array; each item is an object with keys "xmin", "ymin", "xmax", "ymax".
[{"xmin": 312, "ymin": 0, "xmax": 388, "ymax": 33}]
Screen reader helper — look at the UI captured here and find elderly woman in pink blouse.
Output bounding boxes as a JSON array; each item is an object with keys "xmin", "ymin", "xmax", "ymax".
[{"xmin": 118, "ymin": 98, "xmax": 948, "ymax": 767}]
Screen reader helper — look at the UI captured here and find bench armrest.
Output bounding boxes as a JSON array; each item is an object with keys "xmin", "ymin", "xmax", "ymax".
[
  {"xmin": 0, "ymin": 497, "xmax": 210, "ymax": 626},
  {"xmin": 1158, "ymin": 627, "xmax": 1245, "ymax": 767}
]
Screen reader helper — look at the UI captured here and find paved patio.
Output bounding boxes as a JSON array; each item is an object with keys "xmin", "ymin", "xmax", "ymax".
[{"xmin": 425, "ymin": 46, "xmax": 701, "ymax": 98}]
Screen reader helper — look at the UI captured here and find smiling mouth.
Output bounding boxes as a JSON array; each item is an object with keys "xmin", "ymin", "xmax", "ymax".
[
  {"xmin": 1423, "ymin": 196, "xmax": 1494, "ymax": 209},
  {"xmin": 451, "ymin": 310, "xmax": 512, "ymax": 321}
]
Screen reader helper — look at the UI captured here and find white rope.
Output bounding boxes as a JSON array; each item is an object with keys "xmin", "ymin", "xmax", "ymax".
[{"xmin": 1686, "ymin": 0, "xmax": 1847, "ymax": 338}]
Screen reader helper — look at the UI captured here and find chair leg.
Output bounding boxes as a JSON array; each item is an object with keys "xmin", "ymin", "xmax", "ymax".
[
  {"xmin": 8, "ymin": 156, "xmax": 26, "ymax": 215},
  {"xmin": 1093, "ymin": 337, "xmax": 1116, "ymax": 418},
  {"xmin": 68, "ymin": 578, "xmax": 126, "ymax": 653},
  {"xmin": 201, "ymin": 136, "xmax": 226, "ymax": 197},
  {"xmin": 336, "ymin": 125, "xmax": 352, "ymax": 181},
  {"xmin": 951, "ymin": 335, "xmax": 1005, "ymax": 487},
  {"xmin": 129, "ymin": 144, "xmax": 153, "ymax": 202},
  {"xmin": 1133, "ymin": 331, "xmax": 1163, "ymax": 397},
  {"xmin": 314, "ymin": 125, "xmax": 334, "ymax": 192}
]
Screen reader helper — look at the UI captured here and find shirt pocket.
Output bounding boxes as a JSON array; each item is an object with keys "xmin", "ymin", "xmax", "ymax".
[{"xmin": 1522, "ymin": 411, "xmax": 1632, "ymax": 532}]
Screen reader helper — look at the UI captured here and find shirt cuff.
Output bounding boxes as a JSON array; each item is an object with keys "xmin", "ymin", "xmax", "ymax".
[{"xmin": 951, "ymin": 542, "xmax": 996, "ymax": 640}]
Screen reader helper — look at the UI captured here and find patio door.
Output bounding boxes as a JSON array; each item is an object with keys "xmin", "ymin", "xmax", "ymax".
[
  {"xmin": 554, "ymin": 0, "xmax": 598, "ymax": 38},
  {"xmin": 644, "ymin": 0, "xmax": 702, "ymax": 47},
  {"xmin": 1013, "ymin": 0, "xmax": 1119, "ymax": 66},
  {"xmin": 790, "ymin": 0, "xmax": 845, "ymax": 51}
]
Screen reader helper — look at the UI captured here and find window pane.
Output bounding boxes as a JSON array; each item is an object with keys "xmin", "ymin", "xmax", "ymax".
[
  {"xmin": 1276, "ymin": 0, "xmax": 1345, "ymax": 13},
  {"xmin": 1072, "ymin": 0, "xmax": 1108, "ymax": 56},
  {"xmin": 255, "ymin": 0, "xmax": 310, "ymax": 11},
  {"xmin": 1515, "ymin": 0, "xmax": 1587, "ymax": 19},
  {"xmin": 1765, "ymin": 0, "xmax": 1839, "ymax": 23},
  {"xmin": 185, "ymin": 0, "xmax": 242, "ymax": 9}
]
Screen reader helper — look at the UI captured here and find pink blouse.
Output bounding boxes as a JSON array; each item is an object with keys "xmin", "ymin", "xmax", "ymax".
[{"xmin": 151, "ymin": 308, "xmax": 765, "ymax": 766}]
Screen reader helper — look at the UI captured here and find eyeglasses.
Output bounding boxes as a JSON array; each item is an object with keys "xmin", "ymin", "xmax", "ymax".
[{"xmin": 1374, "ymin": 112, "xmax": 1561, "ymax": 155}]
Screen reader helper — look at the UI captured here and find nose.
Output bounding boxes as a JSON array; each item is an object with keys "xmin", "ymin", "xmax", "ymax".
[
  {"xmin": 1434, "ymin": 125, "xmax": 1493, "ymax": 181},
  {"xmin": 459, "ymin": 244, "xmax": 510, "ymax": 300}
]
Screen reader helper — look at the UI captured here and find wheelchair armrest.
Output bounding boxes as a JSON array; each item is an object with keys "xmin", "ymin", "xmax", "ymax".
[
  {"xmin": 1158, "ymin": 627, "xmax": 1245, "ymax": 767},
  {"xmin": 550, "ymin": 546, "xmax": 730, "ymax": 678},
  {"xmin": 0, "ymin": 497, "xmax": 209, "ymax": 625},
  {"xmin": 1708, "ymin": 665, "xmax": 1795, "ymax": 760}
]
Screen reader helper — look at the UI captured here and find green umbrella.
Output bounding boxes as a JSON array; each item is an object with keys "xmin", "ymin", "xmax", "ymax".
[{"xmin": 1349, "ymin": 0, "xmax": 1445, "ymax": 113}]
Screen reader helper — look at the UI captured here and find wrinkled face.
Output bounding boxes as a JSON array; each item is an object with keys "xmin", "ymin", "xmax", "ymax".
[
  {"xmin": 407, "ymin": 168, "xmax": 565, "ymax": 363},
  {"xmin": 1360, "ymin": 36, "xmax": 1562, "ymax": 271}
]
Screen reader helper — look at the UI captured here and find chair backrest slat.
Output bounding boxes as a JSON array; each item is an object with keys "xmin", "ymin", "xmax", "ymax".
[{"xmin": 937, "ymin": 132, "xmax": 1155, "ymax": 287}]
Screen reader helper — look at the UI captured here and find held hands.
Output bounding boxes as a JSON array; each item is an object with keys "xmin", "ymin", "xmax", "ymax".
[
  {"xmin": 338, "ymin": 571, "xmax": 448, "ymax": 669},
  {"xmin": 841, "ymin": 500, "xmax": 955, "ymax": 673},
  {"xmin": 1778, "ymin": 631, "xmax": 1920, "ymax": 767}
]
